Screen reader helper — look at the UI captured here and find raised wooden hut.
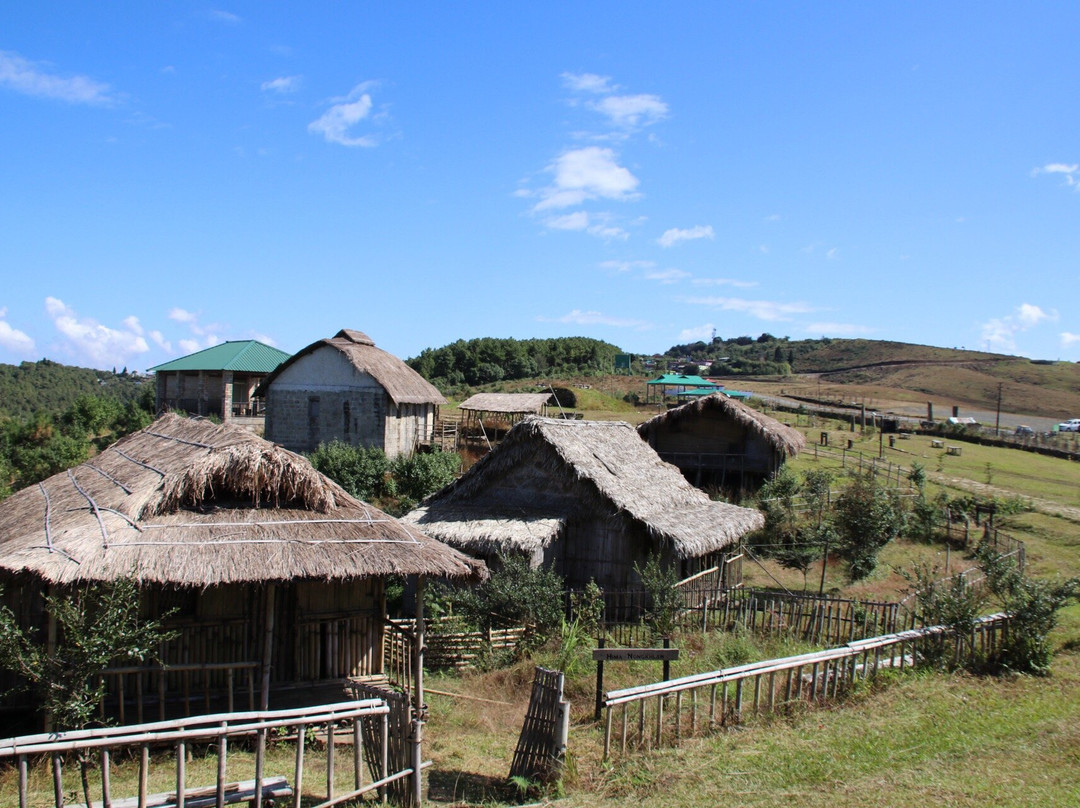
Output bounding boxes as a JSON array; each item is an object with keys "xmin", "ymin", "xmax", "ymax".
[
  {"xmin": 0, "ymin": 414, "xmax": 483, "ymax": 725},
  {"xmin": 258, "ymin": 329, "xmax": 447, "ymax": 457},
  {"xmin": 404, "ymin": 417, "xmax": 763, "ymax": 593},
  {"xmin": 456, "ymin": 392, "xmax": 555, "ymax": 449},
  {"xmin": 637, "ymin": 392, "xmax": 806, "ymax": 491}
]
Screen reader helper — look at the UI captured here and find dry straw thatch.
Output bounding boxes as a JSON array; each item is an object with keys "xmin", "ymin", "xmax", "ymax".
[
  {"xmin": 405, "ymin": 417, "xmax": 764, "ymax": 558},
  {"xmin": 637, "ymin": 392, "xmax": 807, "ymax": 457},
  {"xmin": 256, "ymin": 329, "xmax": 446, "ymax": 406},
  {"xmin": 0, "ymin": 414, "xmax": 484, "ymax": 586},
  {"xmin": 458, "ymin": 393, "xmax": 553, "ymax": 415}
]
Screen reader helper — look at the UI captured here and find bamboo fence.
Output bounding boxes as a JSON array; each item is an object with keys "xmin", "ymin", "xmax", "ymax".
[
  {"xmin": 0, "ymin": 699, "xmax": 411, "ymax": 808},
  {"xmin": 509, "ymin": 668, "xmax": 569, "ymax": 786},
  {"xmin": 600, "ymin": 612, "xmax": 1012, "ymax": 759}
]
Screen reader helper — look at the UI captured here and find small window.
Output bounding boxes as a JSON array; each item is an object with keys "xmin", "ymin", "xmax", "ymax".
[
  {"xmin": 308, "ymin": 397, "xmax": 320, "ymax": 419},
  {"xmin": 343, "ymin": 401, "xmax": 351, "ymax": 435}
]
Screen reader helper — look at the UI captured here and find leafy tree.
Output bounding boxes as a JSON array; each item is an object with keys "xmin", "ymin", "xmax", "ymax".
[
  {"xmin": 454, "ymin": 554, "xmax": 565, "ymax": 652},
  {"xmin": 900, "ymin": 563, "xmax": 987, "ymax": 667},
  {"xmin": 390, "ymin": 450, "xmax": 461, "ymax": 502},
  {"xmin": 634, "ymin": 555, "xmax": 682, "ymax": 638},
  {"xmin": 977, "ymin": 545, "xmax": 1080, "ymax": 674},
  {"xmin": 834, "ymin": 472, "xmax": 906, "ymax": 581},
  {"xmin": 308, "ymin": 441, "xmax": 395, "ymax": 501}
]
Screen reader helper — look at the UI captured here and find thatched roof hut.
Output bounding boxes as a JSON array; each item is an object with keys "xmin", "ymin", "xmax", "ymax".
[
  {"xmin": 458, "ymin": 392, "xmax": 553, "ymax": 415},
  {"xmin": 257, "ymin": 329, "xmax": 447, "ymax": 456},
  {"xmin": 636, "ymin": 392, "xmax": 806, "ymax": 491},
  {"xmin": 0, "ymin": 413, "xmax": 481, "ymax": 586},
  {"xmin": 405, "ymin": 417, "xmax": 763, "ymax": 591},
  {"xmin": 0, "ymin": 414, "xmax": 483, "ymax": 722}
]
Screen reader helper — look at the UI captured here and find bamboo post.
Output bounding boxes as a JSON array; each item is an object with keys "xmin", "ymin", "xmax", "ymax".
[
  {"xmin": 293, "ymin": 724, "xmax": 305, "ymax": 808},
  {"xmin": 19, "ymin": 754, "xmax": 28, "ymax": 808},
  {"xmin": 412, "ymin": 575, "xmax": 427, "ymax": 808},
  {"xmin": 380, "ymin": 713, "xmax": 389, "ymax": 804},
  {"xmin": 655, "ymin": 694, "xmax": 664, "ymax": 746},
  {"xmin": 354, "ymin": 716, "xmax": 363, "ymax": 791},
  {"xmin": 176, "ymin": 740, "xmax": 186, "ymax": 808},
  {"xmin": 139, "ymin": 744, "xmax": 149, "ymax": 808},
  {"xmin": 327, "ymin": 720, "xmax": 336, "ymax": 801},
  {"xmin": 603, "ymin": 707, "xmax": 613, "ymax": 760},
  {"xmin": 52, "ymin": 753, "xmax": 63, "ymax": 808},
  {"xmin": 216, "ymin": 724, "xmax": 227, "ymax": 808}
]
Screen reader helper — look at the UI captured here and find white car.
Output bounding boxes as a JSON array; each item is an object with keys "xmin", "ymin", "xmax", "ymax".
[{"xmin": 1057, "ymin": 419, "xmax": 1080, "ymax": 432}]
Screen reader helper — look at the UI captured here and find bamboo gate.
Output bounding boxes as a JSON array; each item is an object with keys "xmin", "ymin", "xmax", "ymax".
[{"xmin": 509, "ymin": 668, "xmax": 569, "ymax": 786}]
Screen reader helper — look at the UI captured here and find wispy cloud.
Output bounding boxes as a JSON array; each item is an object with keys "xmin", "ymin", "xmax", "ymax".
[
  {"xmin": 1032, "ymin": 162, "xmax": 1079, "ymax": 189},
  {"xmin": 561, "ymin": 72, "xmax": 615, "ymax": 94},
  {"xmin": 308, "ymin": 82, "xmax": 379, "ymax": 147},
  {"xmin": 980, "ymin": 303, "xmax": 1056, "ymax": 353},
  {"xmin": 1062, "ymin": 332, "xmax": 1080, "ymax": 347},
  {"xmin": 45, "ymin": 297, "xmax": 149, "ymax": 366},
  {"xmin": 691, "ymin": 277, "xmax": 758, "ymax": 289},
  {"xmin": 0, "ymin": 50, "xmax": 115, "ymax": 106},
  {"xmin": 599, "ymin": 259, "xmax": 655, "ymax": 273},
  {"xmin": 589, "ymin": 94, "xmax": 667, "ymax": 128},
  {"xmin": 645, "ymin": 268, "xmax": 690, "ymax": 284},
  {"xmin": 261, "ymin": 75, "xmax": 301, "ymax": 94},
  {"xmin": 804, "ymin": 322, "xmax": 874, "ymax": 337},
  {"xmin": 533, "ymin": 146, "xmax": 639, "ymax": 211},
  {"xmin": 539, "ymin": 309, "xmax": 650, "ymax": 329},
  {"xmin": 208, "ymin": 9, "xmax": 241, "ymax": 24},
  {"xmin": 543, "ymin": 211, "xmax": 627, "ymax": 240},
  {"xmin": 658, "ymin": 225, "xmax": 714, "ymax": 248},
  {"xmin": 677, "ymin": 324, "xmax": 717, "ymax": 343},
  {"xmin": 0, "ymin": 308, "xmax": 35, "ymax": 356},
  {"xmin": 683, "ymin": 295, "xmax": 816, "ymax": 322}
]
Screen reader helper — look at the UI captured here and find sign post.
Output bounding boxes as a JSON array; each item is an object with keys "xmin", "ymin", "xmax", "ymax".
[{"xmin": 593, "ymin": 640, "xmax": 680, "ymax": 720}]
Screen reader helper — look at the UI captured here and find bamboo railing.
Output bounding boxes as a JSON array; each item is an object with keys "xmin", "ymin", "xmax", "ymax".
[
  {"xmin": 600, "ymin": 613, "xmax": 1012, "ymax": 759},
  {"xmin": 99, "ymin": 661, "xmax": 259, "ymax": 725},
  {"xmin": 0, "ymin": 699, "xmax": 410, "ymax": 808}
]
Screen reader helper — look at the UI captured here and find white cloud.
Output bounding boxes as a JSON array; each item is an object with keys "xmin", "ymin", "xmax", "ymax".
[
  {"xmin": 544, "ymin": 211, "xmax": 628, "ymax": 240},
  {"xmin": 826, "ymin": 247, "xmax": 839, "ymax": 260},
  {"xmin": 122, "ymin": 315, "xmax": 144, "ymax": 335},
  {"xmin": 645, "ymin": 268, "xmax": 690, "ymax": 284},
  {"xmin": 149, "ymin": 330, "xmax": 172, "ymax": 352},
  {"xmin": 599, "ymin": 260, "xmax": 655, "ymax": 273},
  {"xmin": 1033, "ymin": 162, "xmax": 1079, "ymax": 189},
  {"xmin": 683, "ymin": 295, "xmax": 816, "ymax": 322},
  {"xmin": 589, "ymin": 94, "xmax": 668, "ymax": 128},
  {"xmin": 308, "ymin": 82, "xmax": 378, "ymax": 147},
  {"xmin": 658, "ymin": 225, "xmax": 715, "ymax": 248},
  {"xmin": 561, "ymin": 72, "xmax": 615, "ymax": 94},
  {"xmin": 251, "ymin": 332, "xmax": 279, "ymax": 348},
  {"xmin": 178, "ymin": 338, "xmax": 202, "ymax": 354},
  {"xmin": 0, "ymin": 50, "xmax": 114, "ymax": 106},
  {"xmin": 677, "ymin": 324, "xmax": 716, "ymax": 343},
  {"xmin": 261, "ymin": 75, "xmax": 301, "ymax": 93},
  {"xmin": 804, "ymin": 322, "xmax": 874, "ymax": 337},
  {"xmin": 691, "ymin": 277, "xmax": 758, "ymax": 289},
  {"xmin": 539, "ymin": 309, "xmax": 650, "ymax": 329},
  {"xmin": 546, "ymin": 211, "xmax": 590, "ymax": 231},
  {"xmin": 764, "ymin": 214, "xmax": 781, "ymax": 222},
  {"xmin": 0, "ymin": 308, "xmax": 35, "ymax": 355},
  {"xmin": 534, "ymin": 147, "xmax": 640, "ymax": 211},
  {"xmin": 980, "ymin": 303, "xmax": 1057, "ymax": 353},
  {"xmin": 1061, "ymin": 332, "xmax": 1080, "ymax": 347},
  {"xmin": 45, "ymin": 297, "xmax": 149, "ymax": 366},
  {"xmin": 169, "ymin": 307, "xmax": 197, "ymax": 324}
]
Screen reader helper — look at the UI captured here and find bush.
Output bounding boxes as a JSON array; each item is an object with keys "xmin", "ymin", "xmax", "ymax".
[
  {"xmin": 834, "ymin": 472, "xmax": 906, "ymax": 581},
  {"xmin": 390, "ymin": 450, "xmax": 461, "ymax": 502},
  {"xmin": 634, "ymin": 555, "xmax": 682, "ymax": 639},
  {"xmin": 308, "ymin": 441, "xmax": 394, "ymax": 501}
]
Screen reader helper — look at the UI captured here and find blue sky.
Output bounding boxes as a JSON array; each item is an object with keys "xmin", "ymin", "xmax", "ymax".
[{"xmin": 1, "ymin": 2, "xmax": 1078, "ymax": 371}]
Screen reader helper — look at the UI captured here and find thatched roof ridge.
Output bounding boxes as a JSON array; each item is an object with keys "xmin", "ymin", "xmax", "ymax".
[
  {"xmin": 0, "ymin": 414, "xmax": 484, "ymax": 586},
  {"xmin": 458, "ymin": 393, "xmax": 553, "ymax": 414},
  {"xmin": 256, "ymin": 329, "xmax": 447, "ymax": 406},
  {"xmin": 637, "ymin": 392, "xmax": 806, "ymax": 457},
  {"xmin": 405, "ymin": 417, "xmax": 763, "ymax": 558}
]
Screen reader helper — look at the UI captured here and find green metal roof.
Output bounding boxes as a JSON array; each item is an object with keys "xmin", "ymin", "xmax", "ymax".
[
  {"xmin": 646, "ymin": 373, "xmax": 718, "ymax": 387},
  {"xmin": 149, "ymin": 340, "xmax": 292, "ymax": 373}
]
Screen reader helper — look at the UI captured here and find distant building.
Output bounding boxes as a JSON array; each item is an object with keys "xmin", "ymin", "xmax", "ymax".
[
  {"xmin": 149, "ymin": 340, "xmax": 291, "ymax": 431},
  {"xmin": 258, "ymin": 329, "xmax": 446, "ymax": 457}
]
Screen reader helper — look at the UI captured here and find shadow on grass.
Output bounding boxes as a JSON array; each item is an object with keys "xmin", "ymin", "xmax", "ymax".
[{"xmin": 427, "ymin": 768, "xmax": 516, "ymax": 805}]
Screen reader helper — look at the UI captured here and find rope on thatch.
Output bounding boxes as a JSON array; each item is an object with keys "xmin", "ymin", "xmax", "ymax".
[
  {"xmin": 111, "ymin": 538, "xmax": 427, "ymax": 547},
  {"xmin": 113, "ymin": 448, "xmax": 166, "ymax": 476},
  {"xmin": 99, "ymin": 507, "xmax": 143, "ymax": 531},
  {"xmin": 83, "ymin": 462, "xmax": 133, "ymax": 494},
  {"xmin": 67, "ymin": 469, "xmax": 110, "ymax": 550},
  {"xmin": 142, "ymin": 430, "xmax": 216, "ymax": 450},
  {"xmin": 39, "ymin": 482, "xmax": 54, "ymax": 553},
  {"xmin": 138, "ymin": 517, "xmax": 418, "ymax": 532}
]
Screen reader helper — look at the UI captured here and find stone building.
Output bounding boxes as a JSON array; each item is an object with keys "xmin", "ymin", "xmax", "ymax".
[
  {"xmin": 149, "ymin": 340, "xmax": 291, "ymax": 431},
  {"xmin": 258, "ymin": 329, "xmax": 447, "ymax": 457}
]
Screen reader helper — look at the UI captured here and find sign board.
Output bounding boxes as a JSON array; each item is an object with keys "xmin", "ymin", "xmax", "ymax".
[
  {"xmin": 593, "ymin": 648, "xmax": 680, "ymax": 662},
  {"xmin": 614, "ymin": 353, "xmax": 633, "ymax": 370}
]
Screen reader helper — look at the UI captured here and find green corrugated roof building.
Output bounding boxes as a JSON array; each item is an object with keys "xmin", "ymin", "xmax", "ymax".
[
  {"xmin": 150, "ymin": 340, "xmax": 292, "ymax": 426},
  {"xmin": 149, "ymin": 340, "xmax": 291, "ymax": 373}
]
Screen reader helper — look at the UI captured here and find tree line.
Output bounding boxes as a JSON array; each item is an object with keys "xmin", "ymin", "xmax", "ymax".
[{"xmin": 407, "ymin": 336, "xmax": 622, "ymax": 391}]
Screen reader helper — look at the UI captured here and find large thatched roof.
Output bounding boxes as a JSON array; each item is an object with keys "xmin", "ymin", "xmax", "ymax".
[
  {"xmin": 0, "ymin": 414, "xmax": 484, "ymax": 586},
  {"xmin": 404, "ymin": 417, "xmax": 763, "ymax": 558},
  {"xmin": 256, "ymin": 329, "xmax": 446, "ymax": 406},
  {"xmin": 458, "ymin": 393, "xmax": 553, "ymax": 415},
  {"xmin": 637, "ymin": 392, "xmax": 806, "ymax": 457}
]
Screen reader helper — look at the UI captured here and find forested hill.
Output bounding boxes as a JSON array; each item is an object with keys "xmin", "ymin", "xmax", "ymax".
[
  {"xmin": 407, "ymin": 337, "xmax": 622, "ymax": 390},
  {"xmin": 0, "ymin": 360, "xmax": 149, "ymax": 419}
]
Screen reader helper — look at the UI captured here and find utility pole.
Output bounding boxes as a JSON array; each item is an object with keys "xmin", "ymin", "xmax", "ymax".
[{"xmin": 995, "ymin": 382, "xmax": 1003, "ymax": 436}]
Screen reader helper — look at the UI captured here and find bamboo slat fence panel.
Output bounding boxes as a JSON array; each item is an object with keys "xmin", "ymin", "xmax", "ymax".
[
  {"xmin": 0, "ymin": 699, "xmax": 403, "ymax": 808},
  {"xmin": 600, "ymin": 613, "xmax": 1012, "ymax": 760},
  {"xmin": 509, "ymin": 667, "xmax": 569, "ymax": 786},
  {"xmin": 99, "ymin": 661, "xmax": 258, "ymax": 724},
  {"xmin": 350, "ymin": 682, "xmax": 412, "ymax": 807}
]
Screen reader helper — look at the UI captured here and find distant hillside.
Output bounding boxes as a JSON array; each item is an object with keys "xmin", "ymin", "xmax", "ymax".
[{"xmin": 0, "ymin": 359, "xmax": 149, "ymax": 420}]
